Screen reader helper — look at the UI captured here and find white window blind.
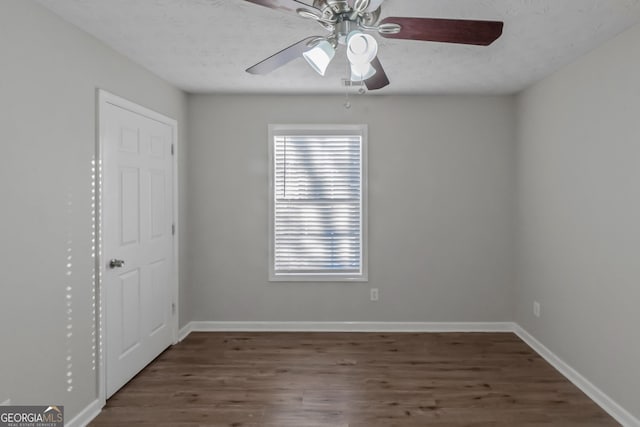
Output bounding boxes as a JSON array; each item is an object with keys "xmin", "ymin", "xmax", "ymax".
[{"xmin": 269, "ymin": 125, "xmax": 367, "ymax": 281}]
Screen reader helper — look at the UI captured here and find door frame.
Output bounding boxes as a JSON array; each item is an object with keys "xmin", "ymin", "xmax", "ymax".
[{"xmin": 95, "ymin": 89, "xmax": 179, "ymax": 405}]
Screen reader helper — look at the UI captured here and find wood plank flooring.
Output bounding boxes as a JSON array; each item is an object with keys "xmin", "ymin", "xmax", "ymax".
[{"xmin": 90, "ymin": 332, "xmax": 618, "ymax": 426}]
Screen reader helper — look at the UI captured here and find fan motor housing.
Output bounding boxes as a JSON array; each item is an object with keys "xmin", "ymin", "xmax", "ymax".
[
  {"xmin": 314, "ymin": 0, "xmax": 349, "ymax": 15},
  {"xmin": 313, "ymin": 0, "xmax": 381, "ymax": 26}
]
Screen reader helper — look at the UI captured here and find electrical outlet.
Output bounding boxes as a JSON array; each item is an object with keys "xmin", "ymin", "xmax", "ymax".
[
  {"xmin": 370, "ymin": 288, "xmax": 379, "ymax": 302},
  {"xmin": 533, "ymin": 301, "xmax": 541, "ymax": 318}
]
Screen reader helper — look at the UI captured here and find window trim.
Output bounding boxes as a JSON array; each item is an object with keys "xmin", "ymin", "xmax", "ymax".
[{"xmin": 268, "ymin": 124, "xmax": 368, "ymax": 282}]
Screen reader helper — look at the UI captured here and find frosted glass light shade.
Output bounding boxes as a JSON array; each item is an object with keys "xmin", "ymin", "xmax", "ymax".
[
  {"xmin": 346, "ymin": 31, "xmax": 378, "ymax": 65},
  {"xmin": 303, "ymin": 40, "xmax": 335, "ymax": 76},
  {"xmin": 350, "ymin": 63, "xmax": 376, "ymax": 81}
]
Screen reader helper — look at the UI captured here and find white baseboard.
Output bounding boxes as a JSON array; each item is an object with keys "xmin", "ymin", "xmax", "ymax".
[
  {"xmin": 185, "ymin": 320, "xmax": 515, "ymax": 333},
  {"xmin": 65, "ymin": 399, "xmax": 102, "ymax": 427},
  {"xmin": 178, "ymin": 322, "xmax": 193, "ymax": 342},
  {"xmin": 1, "ymin": 399, "xmax": 10, "ymax": 406},
  {"xmin": 514, "ymin": 325, "xmax": 639, "ymax": 427}
]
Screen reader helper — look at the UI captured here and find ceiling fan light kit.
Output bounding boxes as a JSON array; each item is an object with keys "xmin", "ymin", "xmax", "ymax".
[
  {"xmin": 350, "ymin": 62, "xmax": 375, "ymax": 81},
  {"xmin": 346, "ymin": 30, "xmax": 378, "ymax": 81},
  {"xmin": 244, "ymin": 0, "xmax": 504, "ymax": 91},
  {"xmin": 303, "ymin": 39, "xmax": 336, "ymax": 75},
  {"xmin": 346, "ymin": 31, "xmax": 377, "ymax": 63}
]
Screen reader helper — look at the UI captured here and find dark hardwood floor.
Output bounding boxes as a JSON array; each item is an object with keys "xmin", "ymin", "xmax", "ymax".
[{"xmin": 90, "ymin": 332, "xmax": 618, "ymax": 426}]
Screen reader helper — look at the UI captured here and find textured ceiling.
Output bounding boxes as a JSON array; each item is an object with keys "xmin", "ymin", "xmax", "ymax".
[{"xmin": 37, "ymin": 0, "xmax": 640, "ymax": 94}]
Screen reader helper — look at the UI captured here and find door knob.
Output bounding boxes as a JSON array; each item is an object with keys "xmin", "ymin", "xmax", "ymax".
[{"xmin": 109, "ymin": 259, "xmax": 125, "ymax": 269}]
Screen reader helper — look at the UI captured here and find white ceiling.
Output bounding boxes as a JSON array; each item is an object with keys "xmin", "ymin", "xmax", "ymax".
[{"xmin": 37, "ymin": 0, "xmax": 640, "ymax": 95}]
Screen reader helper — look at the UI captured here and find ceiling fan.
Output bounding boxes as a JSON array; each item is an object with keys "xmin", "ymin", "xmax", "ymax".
[{"xmin": 243, "ymin": 0, "xmax": 504, "ymax": 91}]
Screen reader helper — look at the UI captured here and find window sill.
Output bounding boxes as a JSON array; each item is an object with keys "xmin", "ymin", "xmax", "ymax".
[{"xmin": 269, "ymin": 274, "xmax": 368, "ymax": 283}]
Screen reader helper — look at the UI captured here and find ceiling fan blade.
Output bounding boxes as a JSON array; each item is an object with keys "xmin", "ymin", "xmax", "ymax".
[
  {"xmin": 243, "ymin": 0, "xmax": 323, "ymax": 16},
  {"xmin": 364, "ymin": 57, "xmax": 389, "ymax": 90},
  {"xmin": 246, "ymin": 36, "xmax": 322, "ymax": 75},
  {"xmin": 379, "ymin": 17, "xmax": 503, "ymax": 46}
]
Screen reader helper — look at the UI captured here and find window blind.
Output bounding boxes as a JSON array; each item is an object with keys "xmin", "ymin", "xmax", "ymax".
[{"xmin": 273, "ymin": 134, "xmax": 363, "ymax": 276}]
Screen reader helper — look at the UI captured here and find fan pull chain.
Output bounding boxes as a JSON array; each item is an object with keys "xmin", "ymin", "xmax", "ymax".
[{"xmin": 344, "ymin": 60, "xmax": 352, "ymax": 109}]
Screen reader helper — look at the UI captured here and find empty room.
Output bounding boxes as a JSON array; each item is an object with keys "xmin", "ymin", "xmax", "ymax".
[{"xmin": 1, "ymin": 0, "xmax": 639, "ymax": 426}]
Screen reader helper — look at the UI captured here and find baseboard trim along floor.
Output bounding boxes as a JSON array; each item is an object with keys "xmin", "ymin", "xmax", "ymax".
[
  {"xmin": 66, "ymin": 399, "xmax": 102, "ymax": 427},
  {"xmin": 514, "ymin": 325, "xmax": 639, "ymax": 427},
  {"xmin": 182, "ymin": 321, "xmax": 514, "ymax": 335}
]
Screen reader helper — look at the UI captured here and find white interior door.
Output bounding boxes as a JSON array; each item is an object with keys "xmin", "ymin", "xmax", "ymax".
[{"xmin": 102, "ymin": 96, "xmax": 175, "ymax": 398}]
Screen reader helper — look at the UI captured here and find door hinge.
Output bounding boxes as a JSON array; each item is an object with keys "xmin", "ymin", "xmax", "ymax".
[
  {"xmin": 171, "ymin": 302, "xmax": 176, "ymax": 315},
  {"xmin": 171, "ymin": 144, "xmax": 175, "ymax": 156},
  {"xmin": 172, "ymin": 223, "xmax": 176, "ymax": 235}
]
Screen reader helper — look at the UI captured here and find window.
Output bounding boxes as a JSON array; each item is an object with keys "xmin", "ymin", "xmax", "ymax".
[{"xmin": 269, "ymin": 124, "xmax": 368, "ymax": 281}]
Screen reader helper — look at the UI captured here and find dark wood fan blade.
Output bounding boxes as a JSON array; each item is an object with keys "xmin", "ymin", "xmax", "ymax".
[
  {"xmin": 380, "ymin": 17, "xmax": 503, "ymax": 46},
  {"xmin": 364, "ymin": 57, "xmax": 389, "ymax": 90},
  {"xmin": 243, "ymin": 0, "xmax": 322, "ymax": 15},
  {"xmin": 246, "ymin": 36, "xmax": 322, "ymax": 75}
]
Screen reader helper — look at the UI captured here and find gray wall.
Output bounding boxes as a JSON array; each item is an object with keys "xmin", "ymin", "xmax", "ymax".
[
  {"xmin": 187, "ymin": 94, "xmax": 516, "ymax": 322},
  {"xmin": 515, "ymin": 23, "xmax": 640, "ymax": 419},
  {"xmin": 0, "ymin": 0, "xmax": 188, "ymax": 420}
]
